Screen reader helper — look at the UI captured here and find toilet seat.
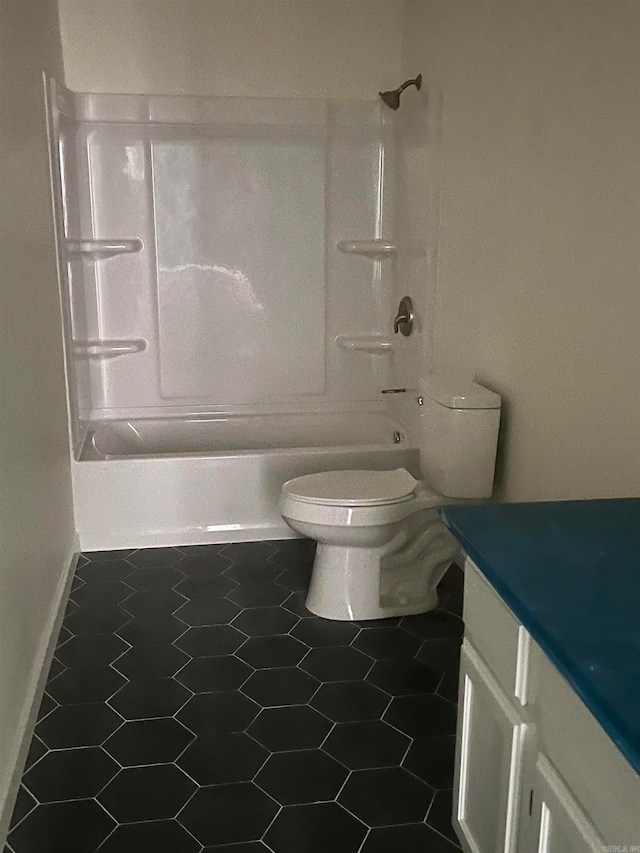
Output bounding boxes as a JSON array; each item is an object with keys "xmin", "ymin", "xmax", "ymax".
[
  {"xmin": 280, "ymin": 469, "xmax": 444, "ymax": 529},
  {"xmin": 282, "ymin": 468, "xmax": 418, "ymax": 507}
]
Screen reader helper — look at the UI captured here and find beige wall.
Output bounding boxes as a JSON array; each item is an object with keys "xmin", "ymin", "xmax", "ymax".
[
  {"xmin": 403, "ymin": 1, "xmax": 640, "ymax": 501},
  {"xmin": 57, "ymin": 0, "xmax": 402, "ymax": 98},
  {"xmin": 0, "ymin": 0, "xmax": 76, "ymax": 831}
]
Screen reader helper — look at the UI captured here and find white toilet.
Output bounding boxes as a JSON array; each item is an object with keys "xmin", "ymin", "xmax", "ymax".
[{"xmin": 279, "ymin": 377, "xmax": 501, "ymax": 621}]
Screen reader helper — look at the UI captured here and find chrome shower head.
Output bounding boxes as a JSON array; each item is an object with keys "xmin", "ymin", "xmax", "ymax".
[{"xmin": 379, "ymin": 74, "xmax": 422, "ymax": 110}]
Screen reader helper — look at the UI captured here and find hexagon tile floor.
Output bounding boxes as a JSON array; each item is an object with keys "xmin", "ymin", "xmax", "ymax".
[{"xmin": 5, "ymin": 539, "xmax": 464, "ymax": 853}]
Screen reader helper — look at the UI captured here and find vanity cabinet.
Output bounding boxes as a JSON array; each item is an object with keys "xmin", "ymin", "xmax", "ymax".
[{"xmin": 453, "ymin": 559, "xmax": 640, "ymax": 853}]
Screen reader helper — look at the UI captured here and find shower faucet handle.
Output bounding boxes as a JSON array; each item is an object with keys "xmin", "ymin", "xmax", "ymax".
[{"xmin": 393, "ymin": 296, "xmax": 414, "ymax": 336}]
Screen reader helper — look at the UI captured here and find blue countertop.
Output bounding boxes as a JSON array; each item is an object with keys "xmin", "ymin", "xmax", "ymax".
[{"xmin": 439, "ymin": 498, "xmax": 640, "ymax": 775}]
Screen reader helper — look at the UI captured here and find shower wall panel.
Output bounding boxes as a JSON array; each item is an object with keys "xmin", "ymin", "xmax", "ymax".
[
  {"xmin": 153, "ymin": 131, "xmax": 325, "ymax": 402},
  {"xmin": 49, "ymin": 82, "xmax": 397, "ymax": 454}
]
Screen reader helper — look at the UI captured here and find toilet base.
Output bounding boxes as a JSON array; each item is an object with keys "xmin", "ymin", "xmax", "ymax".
[{"xmin": 305, "ymin": 514, "xmax": 459, "ymax": 621}]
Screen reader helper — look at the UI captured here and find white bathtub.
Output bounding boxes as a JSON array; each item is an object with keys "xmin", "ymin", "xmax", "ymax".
[{"xmin": 73, "ymin": 412, "xmax": 420, "ymax": 550}]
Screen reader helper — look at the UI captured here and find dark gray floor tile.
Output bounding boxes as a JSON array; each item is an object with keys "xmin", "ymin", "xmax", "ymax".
[
  {"xmin": 362, "ymin": 822, "xmax": 460, "ymax": 852},
  {"xmin": 264, "ymin": 802, "xmax": 366, "ymax": 853},
  {"xmin": 177, "ymin": 554, "xmax": 233, "ymax": 577},
  {"xmin": 178, "ymin": 783, "xmax": 278, "ymax": 846},
  {"xmin": 323, "ymin": 720, "xmax": 409, "ymax": 770},
  {"xmin": 352, "ymin": 627, "xmax": 421, "ymax": 660},
  {"xmin": 403, "ymin": 735, "xmax": 457, "ymax": 788},
  {"xmin": 221, "ymin": 541, "xmax": 277, "ymax": 561},
  {"xmin": 98, "ymin": 765, "xmax": 196, "ymax": 822},
  {"xmin": 104, "ymin": 718, "xmax": 194, "ymax": 765},
  {"xmin": 274, "ymin": 564, "xmax": 313, "ymax": 592},
  {"xmin": 112, "ymin": 644, "xmax": 190, "ymax": 680},
  {"xmin": 56, "ymin": 634, "xmax": 128, "ymax": 668},
  {"xmin": 236, "ymin": 635, "xmax": 307, "ymax": 668},
  {"xmin": 125, "ymin": 548, "xmax": 185, "ymax": 568},
  {"xmin": 401, "ymin": 610, "xmax": 464, "ymax": 640},
  {"xmin": 45, "ymin": 656, "xmax": 65, "ymax": 683},
  {"xmin": 224, "ymin": 560, "xmax": 282, "ymax": 583},
  {"xmin": 120, "ymin": 588, "xmax": 186, "ymax": 618},
  {"xmin": 248, "ymin": 705, "xmax": 331, "ymax": 751},
  {"xmin": 232, "ymin": 606, "xmax": 299, "ymax": 637},
  {"xmin": 417, "ymin": 637, "xmax": 463, "ymax": 673},
  {"xmin": 256, "ymin": 750, "xmax": 348, "ymax": 805},
  {"xmin": 175, "ymin": 596, "xmax": 241, "ymax": 626},
  {"xmin": 300, "ymin": 646, "xmax": 373, "ymax": 682},
  {"xmin": 337, "ymin": 767, "xmax": 433, "ymax": 827},
  {"xmin": 242, "ymin": 667, "xmax": 319, "ymax": 707},
  {"xmin": 124, "ymin": 565, "xmax": 186, "ymax": 591},
  {"xmin": 9, "ymin": 800, "xmax": 115, "ymax": 853},
  {"xmin": 176, "ymin": 624, "xmax": 246, "ymax": 657},
  {"xmin": 23, "ymin": 736, "xmax": 47, "ymax": 771},
  {"xmin": 384, "ymin": 693, "xmax": 458, "ymax": 738},
  {"xmin": 366, "ymin": 658, "xmax": 441, "ymax": 696},
  {"xmin": 291, "ymin": 618, "xmax": 359, "ymax": 648},
  {"xmin": 117, "ymin": 614, "xmax": 187, "ymax": 646},
  {"xmin": 282, "ymin": 591, "xmax": 312, "ymax": 618},
  {"xmin": 97, "ymin": 820, "xmax": 201, "ymax": 853},
  {"xmin": 228, "ymin": 581, "xmax": 289, "ymax": 608},
  {"xmin": 269, "ymin": 537, "xmax": 315, "ymax": 562},
  {"xmin": 438, "ymin": 671, "xmax": 460, "ymax": 704},
  {"xmin": 65, "ymin": 604, "xmax": 131, "ymax": 637},
  {"xmin": 84, "ymin": 550, "xmax": 135, "ymax": 563},
  {"xmin": 310, "ymin": 681, "xmax": 389, "ymax": 722},
  {"xmin": 177, "ymin": 691, "xmax": 260, "ymax": 736},
  {"xmin": 23, "ymin": 748, "xmax": 119, "ymax": 802},
  {"xmin": 426, "ymin": 788, "xmax": 460, "ymax": 846},
  {"xmin": 36, "ymin": 692, "xmax": 56, "ymax": 721},
  {"xmin": 175, "ymin": 574, "xmax": 237, "ymax": 600},
  {"xmin": 108, "ymin": 678, "xmax": 191, "ymax": 719},
  {"xmin": 175, "ymin": 655, "xmax": 252, "ymax": 693},
  {"xmin": 8, "ymin": 787, "xmax": 36, "ymax": 828},
  {"xmin": 36, "ymin": 703, "xmax": 123, "ymax": 749},
  {"xmin": 178, "ymin": 732, "xmax": 268, "ymax": 785},
  {"xmin": 177, "ymin": 543, "xmax": 227, "ymax": 557},
  {"xmin": 55, "ymin": 625, "xmax": 72, "ymax": 648},
  {"xmin": 47, "ymin": 666, "xmax": 126, "ymax": 705},
  {"xmin": 76, "ymin": 560, "xmax": 134, "ymax": 584},
  {"xmin": 71, "ymin": 581, "xmax": 133, "ymax": 608}
]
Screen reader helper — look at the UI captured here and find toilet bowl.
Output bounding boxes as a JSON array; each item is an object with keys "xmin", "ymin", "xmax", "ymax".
[{"xmin": 279, "ymin": 377, "xmax": 501, "ymax": 621}]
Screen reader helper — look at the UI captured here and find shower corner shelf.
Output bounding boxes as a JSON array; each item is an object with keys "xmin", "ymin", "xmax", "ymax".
[
  {"xmin": 335, "ymin": 335, "xmax": 394, "ymax": 355},
  {"xmin": 337, "ymin": 239, "xmax": 397, "ymax": 259},
  {"xmin": 74, "ymin": 339, "xmax": 147, "ymax": 359},
  {"xmin": 66, "ymin": 238, "xmax": 143, "ymax": 260}
]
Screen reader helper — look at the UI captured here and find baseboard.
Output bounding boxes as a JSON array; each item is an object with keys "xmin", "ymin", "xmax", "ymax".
[{"xmin": 0, "ymin": 544, "xmax": 80, "ymax": 847}]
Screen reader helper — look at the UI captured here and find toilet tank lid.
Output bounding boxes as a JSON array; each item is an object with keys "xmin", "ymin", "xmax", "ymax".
[
  {"xmin": 421, "ymin": 376, "xmax": 501, "ymax": 409},
  {"xmin": 282, "ymin": 469, "xmax": 418, "ymax": 506}
]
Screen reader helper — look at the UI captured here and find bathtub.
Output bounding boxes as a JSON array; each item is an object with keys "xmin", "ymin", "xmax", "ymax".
[{"xmin": 73, "ymin": 412, "xmax": 420, "ymax": 550}]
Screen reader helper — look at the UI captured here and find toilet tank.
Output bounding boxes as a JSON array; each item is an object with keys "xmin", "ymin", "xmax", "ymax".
[{"xmin": 418, "ymin": 376, "xmax": 501, "ymax": 498}]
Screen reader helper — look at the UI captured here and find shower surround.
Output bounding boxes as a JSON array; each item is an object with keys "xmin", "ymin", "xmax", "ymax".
[{"xmin": 46, "ymin": 78, "xmax": 437, "ymax": 549}]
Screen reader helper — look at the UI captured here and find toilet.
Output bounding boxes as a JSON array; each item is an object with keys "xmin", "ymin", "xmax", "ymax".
[{"xmin": 279, "ymin": 376, "xmax": 501, "ymax": 621}]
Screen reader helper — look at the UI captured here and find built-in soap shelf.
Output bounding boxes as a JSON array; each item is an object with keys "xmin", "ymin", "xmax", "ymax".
[
  {"xmin": 74, "ymin": 339, "xmax": 147, "ymax": 359},
  {"xmin": 337, "ymin": 239, "xmax": 397, "ymax": 259},
  {"xmin": 66, "ymin": 238, "xmax": 143, "ymax": 260},
  {"xmin": 335, "ymin": 335, "xmax": 394, "ymax": 355}
]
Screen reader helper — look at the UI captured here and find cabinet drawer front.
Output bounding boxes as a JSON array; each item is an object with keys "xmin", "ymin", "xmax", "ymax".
[{"xmin": 464, "ymin": 559, "xmax": 531, "ymax": 704}]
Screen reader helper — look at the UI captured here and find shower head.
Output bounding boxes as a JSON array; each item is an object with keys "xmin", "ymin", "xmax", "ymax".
[{"xmin": 379, "ymin": 74, "xmax": 422, "ymax": 110}]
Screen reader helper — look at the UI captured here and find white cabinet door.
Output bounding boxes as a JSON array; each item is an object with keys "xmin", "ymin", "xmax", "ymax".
[
  {"xmin": 454, "ymin": 641, "xmax": 530, "ymax": 853},
  {"xmin": 532, "ymin": 753, "xmax": 604, "ymax": 853}
]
